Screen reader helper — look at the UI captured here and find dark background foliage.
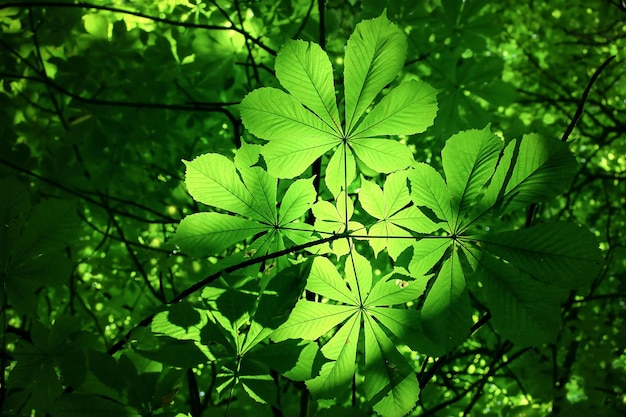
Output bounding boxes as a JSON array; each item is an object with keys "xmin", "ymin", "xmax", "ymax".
[{"xmin": 0, "ymin": 1, "xmax": 624, "ymax": 416}]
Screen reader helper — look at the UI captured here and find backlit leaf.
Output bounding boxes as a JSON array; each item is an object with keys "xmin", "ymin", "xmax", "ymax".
[
  {"xmin": 344, "ymin": 12, "xmax": 407, "ymax": 134},
  {"xmin": 275, "ymin": 40, "xmax": 342, "ymax": 134}
]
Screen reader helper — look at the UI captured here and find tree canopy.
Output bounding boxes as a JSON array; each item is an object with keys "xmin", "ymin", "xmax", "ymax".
[{"xmin": 0, "ymin": 1, "xmax": 624, "ymax": 417}]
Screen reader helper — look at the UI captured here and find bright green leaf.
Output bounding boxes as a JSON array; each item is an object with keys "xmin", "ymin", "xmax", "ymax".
[
  {"xmin": 351, "ymin": 80, "xmax": 438, "ymax": 138},
  {"xmin": 344, "ymin": 12, "xmax": 407, "ymax": 134},
  {"xmin": 307, "ymin": 257, "xmax": 358, "ymax": 305},
  {"xmin": 279, "ymin": 177, "xmax": 316, "ymax": 225},
  {"xmin": 350, "ymin": 138, "xmax": 415, "ymax": 174},
  {"xmin": 271, "ymin": 301, "xmax": 357, "ymax": 342},
  {"xmin": 441, "ymin": 126, "xmax": 502, "ymax": 229},
  {"xmin": 306, "ymin": 314, "xmax": 361, "ymax": 398},
  {"xmin": 275, "ymin": 40, "xmax": 342, "ymax": 134},
  {"xmin": 409, "ymin": 238, "xmax": 450, "ymax": 278},
  {"xmin": 184, "ymin": 153, "xmax": 260, "ymax": 219},
  {"xmin": 408, "ymin": 163, "xmax": 453, "ymax": 225},
  {"xmin": 363, "ymin": 315, "xmax": 419, "ymax": 417},
  {"xmin": 240, "ymin": 87, "xmax": 339, "ymax": 178},
  {"xmin": 325, "ymin": 144, "xmax": 356, "ymax": 199},
  {"xmin": 172, "ymin": 213, "xmax": 266, "ymax": 257}
]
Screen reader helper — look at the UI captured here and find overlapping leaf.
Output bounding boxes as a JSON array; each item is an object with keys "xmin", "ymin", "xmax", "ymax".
[
  {"xmin": 151, "ymin": 263, "xmax": 318, "ymax": 405},
  {"xmin": 359, "ymin": 172, "xmax": 440, "ymax": 259},
  {"xmin": 171, "ymin": 146, "xmax": 316, "ymax": 257},
  {"xmin": 405, "ymin": 125, "xmax": 601, "ymax": 349},
  {"xmin": 271, "ymin": 252, "xmax": 428, "ymax": 417}
]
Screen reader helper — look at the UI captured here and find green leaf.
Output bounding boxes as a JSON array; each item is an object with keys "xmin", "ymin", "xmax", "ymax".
[
  {"xmin": 279, "ymin": 177, "xmax": 317, "ymax": 225},
  {"xmin": 325, "ymin": 144, "xmax": 356, "ymax": 199},
  {"xmin": 248, "ymin": 339, "xmax": 323, "ymax": 381},
  {"xmin": 408, "ymin": 163, "xmax": 453, "ymax": 225},
  {"xmin": 306, "ymin": 313, "xmax": 361, "ymax": 398},
  {"xmin": 350, "ymin": 138, "xmax": 415, "ymax": 174},
  {"xmin": 271, "ymin": 301, "xmax": 357, "ymax": 341},
  {"xmin": 351, "ymin": 80, "xmax": 438, "ymax": 138},
  {"xmin": 151, "ymin": 302, "xmax": 208, "ymax": 341},
  {"xmin": 307, "ymin": 257, "xmax": 359, "ymax": 305},
  {"xmin": 83, "ymin": 14, "xmax": 109, "ymax": 40},
  {"xmin": 360, "ymin": 172, "xmax": 439, "ymax": 258},
  {"xmin": 360, "ymin": 172, "xmax": 409, "ymax": 220},
  {"xmin": 239, "ymin": 87, "xmax": 340, "ymax": 178},
  {"xmin": 409, "ymin": 238, "xmax": 450, "ymax": 278},
  {"xmin": 369, "ymin": 307, "xmax": 439, "ymax": 355},
  {"xmin": 171, "ymin": 213, "xmax": 266, "ymax": 257},
  {"xmin": 344, "ymin": 12, "xmax": 408, "ymax": 134},
  {"xmin": 387, "ymin": 206, "xmax": 441, "ymax": 234},
  {"xmin": 479, "ymin": 254, "xmax": 566, "ymax": 346},
  {"xmin": 275, "ymin": 40, "xmax": 342, "ymax": 134},
  {"xmin": 475, "ymin": 222, "xmax": 602, "ymax": 289},
  {"xmin": 184, "ymin": 153, "xmax": 261, "ymax": 219},
  {"xmin": 484, "ymin": 133, "xmax": 577, "ymax": 211},
  {"xmin": 440, "ymin": 126, "xmax": 502, "ymax": 229},
  {"xmin": 365, "ymin": 274, "xmax": 427, "ymax": 306},
  {"xmin": 235, "ymin": 143, "xmax": 278, "ymax": 223},
  {"xmin": 244, "ymin": 261, "xmax": 310, "ymax": 351},
  {"xmin": 420, "ymin": 250, "xmax": 473, "ymax": 356},
  {"xmin": 363, "ymin": 315, "xmax": 419, "ymax": 417},
  {"xmin": 367, "ymin": 222, "xmax": 414, "ymax": 260},
  {"xmin": 312, "ymin": 192, "xmax": 364, "ymax": 256},
  {"xmin": 345, "ymin": 250, "xmax": 373, "ymax": 303}
]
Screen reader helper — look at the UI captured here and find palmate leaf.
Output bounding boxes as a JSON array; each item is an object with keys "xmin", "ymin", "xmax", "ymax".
[
  {"xmin": 360, "ymin": 172, "xmax": 440, "ymax": 259},
  {"xmin": 172, "ymin": 151, "xmax": 317, "ymax": 257},
  {"xmin": 311, "ymin": 192, "xmax": 365, "ymax": 256},
  {"xmin": 152, "ymin": 264, "xmax": 311, "ymax": 405},
  {"xmin": 408, "ymin": 125, "xmax": 600, "ymax": 348},
  {"xmin": 240, "ymin": 12, "xmax": 437, "ymax": 197},
  {"xmin": 271, "ymin": 252, "xmax": 424, "ymax": 414}
]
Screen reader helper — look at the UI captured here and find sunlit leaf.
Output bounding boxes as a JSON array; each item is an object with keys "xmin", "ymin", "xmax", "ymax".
[
  {"xmin": 275, "ymin": 40, "xmax": 342, "ymax": 133},
  {"xmin": 351, "ymin": 80, "xmax": 438, "ymax": 138},
  {"xmin": 408, "ymin": 163, "xmax": 453, "ymax": 225},
  {"xmin": 344, "ymin": 12, "xmax": 407, "ymax": 134}
]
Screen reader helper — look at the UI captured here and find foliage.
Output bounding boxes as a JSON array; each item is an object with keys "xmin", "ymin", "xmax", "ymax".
[{"xmin": 0, "ymin": 1, "xmax": 624, "ymax": 417}]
